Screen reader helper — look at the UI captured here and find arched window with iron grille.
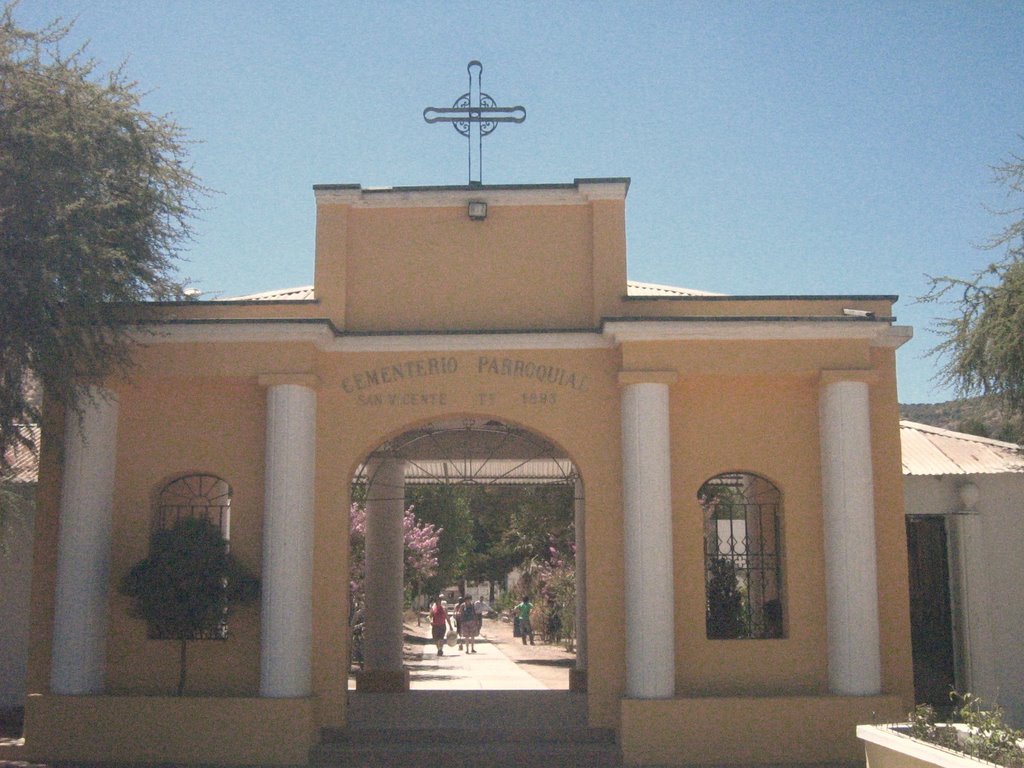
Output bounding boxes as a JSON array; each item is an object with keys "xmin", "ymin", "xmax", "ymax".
[
  {"xmin": 151, "ymin": 473, "xmax": 233, "ymax": 639},
  {"xmin": 698, "ymin": 472, "xmax": 784, "ymax": 640},
  {"xmin": 156, "ymin": 473, "xmax": 231, "ymax": 540}
]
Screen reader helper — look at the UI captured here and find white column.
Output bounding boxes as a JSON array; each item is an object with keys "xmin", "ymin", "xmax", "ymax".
[
  {"xmin": 948, "ymin": 485, "xmax": 996, "ymax": 700},
  {"xmin": 620, "ymin": 372, "xmax": 676, "ymax": 699},
  {"xmin": 51, "ymin": 387, "xmax": 119, "ymax": 694},
  {"xmin": 259, "ymin": 378, "xmax": 317, "ymax": 698},
  {"xmin": 363, "ymin": 458, "xmax": 406, "ymax": 672},
  {"xmin": 573, "ymin": 477, "xmax": 588, "ymax": 674},
  {"xmin": 819, "ymin": 372, "xmax": 881, "ymax": 695}
]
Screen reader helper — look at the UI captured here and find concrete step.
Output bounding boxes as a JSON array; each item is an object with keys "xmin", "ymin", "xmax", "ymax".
[
  {"xmin": 345, "ymin": 690, "xmax": 590, "ymax": 728},
  {"xmin": 310, "ymin": 731, "xmax": 621, "ymax": 768},
  {"xmin": 312, "ymin": 691, "xmax": 621, "ymax": 767},
  {"xmin": 321, "ymin": 725, "xmax": 617, "ymax": 746}
]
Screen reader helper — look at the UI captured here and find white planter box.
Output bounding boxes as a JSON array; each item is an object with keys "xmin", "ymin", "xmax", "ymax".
[{"xmin": 858, "ymin": 724, "xmax": 996, "ymax": 768}]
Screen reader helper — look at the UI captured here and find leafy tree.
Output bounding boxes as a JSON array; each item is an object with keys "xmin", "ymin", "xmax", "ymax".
[
  {"xmin": 924, "ymin": 146, "xmax": 1024, "ymax": 413},
  {"xmin": 351, "ymin": 479, "xmax": 575, "ymax": 604},
  {"xmin": 493, "ymin": 485, "xmax": 574, "ymax": 571},
  {"xmin": 407, "ymin": 485, "xmax": 475, "ymax": 595},
  {"xmin": 119, "ymin": 517, "xmax": 258, "ymax": 695},
  {"xmin": 348, "ymin": 502, "xmax": 441, "ymax": 607},
  {"xmin": 462, "ymin": 486, "xmax": 532, "ymax": 594},
  {"xmin": 0, "ymin": 6, "xmax": 204, "ymax": 470}
]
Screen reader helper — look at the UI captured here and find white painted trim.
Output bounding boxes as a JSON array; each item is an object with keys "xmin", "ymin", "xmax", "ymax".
[
  {"xmin": 334, "ymin": 333, "xmax": 610, "ymax": 352},
  {"xmin": 856, "ymin": 725, "xmax": 985, "ymax": 768},
  {"xmin": 135, "ymin": 324, "xmax": 612, "ymax": 351},
  {"xmin": 605, "ymin": 320, "xmax": 913, "ymax": 347},
  {"xmin": 134, "ymin": 324, "xmax": 332, "ymax": 345},
  {"xmin": 134, "ymin": 321, "xmax": 912, "ymax": 351},
  {"xmin": 314, "ymin": 181, "xmax": 628, "ymax": 208}
]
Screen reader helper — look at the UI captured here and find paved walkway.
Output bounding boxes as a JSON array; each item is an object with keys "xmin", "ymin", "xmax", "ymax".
[
  {"xmin": 0, "ymin": 619, "xmax": 578, "ymax": 767},
  {"xmin": 351, "ymin": 614, "xmax": 576, "ymax": 691}
]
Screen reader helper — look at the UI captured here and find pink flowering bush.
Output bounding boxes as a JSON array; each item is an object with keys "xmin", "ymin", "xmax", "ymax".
[
  {"xmin": 525, "ymin": 537, "xmax": 576, "ymax": 647},
  {"xmin": 349, "ymin": 502, "xmax": 441, "ymax": 609}
]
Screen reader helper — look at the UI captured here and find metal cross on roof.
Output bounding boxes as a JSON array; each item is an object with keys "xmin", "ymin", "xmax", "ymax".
[{"xmin": 423, "ymin": 61, "xmax": 526, "ymax": 186}]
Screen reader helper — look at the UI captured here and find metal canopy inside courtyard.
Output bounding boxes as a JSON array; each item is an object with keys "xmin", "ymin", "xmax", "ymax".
[{"xmin": 355, "ymin": 419, "xmax": 577, "ymax": 486}]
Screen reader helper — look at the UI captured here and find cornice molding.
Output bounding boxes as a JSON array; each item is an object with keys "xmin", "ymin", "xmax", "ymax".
[
  {"xmin": 603, "ymin": 320, "xmax": 913, "ymax": 348},
  {"xmin": 312, "ymin": 178, "xmax": 629, "ymax": 208},
  {"xmin": 133, "ymin": 318, "xmax": 913, "ymax": 351},
  {"xmin": 134, "ymin": 323, "xmax": 611, "ymax": 352}
]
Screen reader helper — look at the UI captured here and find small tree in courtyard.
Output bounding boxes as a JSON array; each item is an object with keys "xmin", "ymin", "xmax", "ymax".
[{"xmin": 119, "ymin": 517, "xmax": 259, "ymax": 695}]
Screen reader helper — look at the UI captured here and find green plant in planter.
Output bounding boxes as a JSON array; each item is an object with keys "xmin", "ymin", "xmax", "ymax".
[
  {"xmin": 706, "ymin": 556, "xmax": 747, "ymax": 639},
  {"xmin": 908, "ymin": 694, "xmax": 1024, "ymax": 768},
  {"xmin": 119, "ymin": 517, "xmax": 260, "ymax": 695}
]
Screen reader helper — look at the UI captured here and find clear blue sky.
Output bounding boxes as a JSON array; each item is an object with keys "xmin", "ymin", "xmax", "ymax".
[{"xmin": 16, "ymin": 1, "xmax": 1024, "ymax": 404}]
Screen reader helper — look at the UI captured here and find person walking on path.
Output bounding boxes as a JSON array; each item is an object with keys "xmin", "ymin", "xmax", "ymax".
[
  {"xmin": 515, "ymin": 596, "xmax": 535, "ymax": 645},
  {"xmin": 457, "ymin": 595, "xmax": 480, "ymax": 653},
  {"xmin": 430, "ymin": 594, "xmax": 453, "ymax": 656},
  {"xmin": 454, "ymin": 595, "xmax": 466, "ymax": 650}
]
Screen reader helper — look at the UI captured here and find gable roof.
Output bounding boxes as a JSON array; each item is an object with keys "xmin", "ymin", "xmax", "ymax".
[{"xmin": 900, "ymin": 420, "xmax": 1024, "ymax": 476}]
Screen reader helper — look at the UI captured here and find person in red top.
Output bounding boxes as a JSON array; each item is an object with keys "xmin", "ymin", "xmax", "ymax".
[{"xmin": 430, "ymin": 594, "xmax": 453, "ymax": 656}]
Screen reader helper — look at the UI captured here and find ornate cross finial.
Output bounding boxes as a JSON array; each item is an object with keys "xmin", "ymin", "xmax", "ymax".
[{"xmin": 423, "ymin": 61, "xmax": 526, "ymax": 186}]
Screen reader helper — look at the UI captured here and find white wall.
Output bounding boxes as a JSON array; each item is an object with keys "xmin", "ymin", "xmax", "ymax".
[
  {"xmin": 904, "ymin": 473, "xmax": 1024, "ymax": 726},
  {"xmin": 0, "ymin": 500, "xmax": 35, "ymax": 709}
]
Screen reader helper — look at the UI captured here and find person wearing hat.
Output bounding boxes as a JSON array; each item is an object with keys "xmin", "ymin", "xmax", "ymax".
[{"xmin": 429, "ymin": 594, "xmax": 453, "ymax": 655}]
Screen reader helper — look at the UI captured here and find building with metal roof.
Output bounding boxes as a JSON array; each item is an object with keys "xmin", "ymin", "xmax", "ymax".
[{"xmin": 901, "ymin": 419, "xmax": 1024, "ymax": 728}]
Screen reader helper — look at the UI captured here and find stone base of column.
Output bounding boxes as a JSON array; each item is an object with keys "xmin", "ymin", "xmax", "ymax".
[
  {"xmin": 355, "ymin": 669, "xmax": 410, "ymax": 693},
  {"xmin": 569, "ymin": 668, "xmax": 588, "ymax": 693}
]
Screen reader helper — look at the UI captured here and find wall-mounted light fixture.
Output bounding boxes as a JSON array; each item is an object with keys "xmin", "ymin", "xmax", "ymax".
[
  {"xmin": 842, "ymin": 308, "xmax": 875, "ymax": 319},
  {"xmin": 956, "ymin": 481, "xmax": 980, "ymax": 515},
  {"xmin": 468, "ymin": 201, "xmax": 487, "ymax": 220}
]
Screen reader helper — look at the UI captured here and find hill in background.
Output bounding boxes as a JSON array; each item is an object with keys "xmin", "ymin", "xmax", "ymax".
[{"xmin": 900, "ymin": 395, "xmax": 1024, "ymax": 444}]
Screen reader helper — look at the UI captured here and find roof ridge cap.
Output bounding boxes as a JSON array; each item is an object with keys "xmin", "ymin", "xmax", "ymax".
[{"xmin": 900, "ymin": 419, "xmax": 1022, "ymax": 449}]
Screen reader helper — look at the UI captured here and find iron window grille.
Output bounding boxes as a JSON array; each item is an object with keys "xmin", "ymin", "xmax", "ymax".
[
  {"xmin": 152, "ymin": 474, "xmax": 233, "ymax": 640},
  {"xmin": 699, "ymin": 473, "xmax": 784, "ymax": 640}
]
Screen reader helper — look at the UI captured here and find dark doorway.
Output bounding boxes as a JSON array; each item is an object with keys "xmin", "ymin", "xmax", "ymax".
[{"xmin": 906, "ymin": 516, "xmax": 957, "ymax": 713}]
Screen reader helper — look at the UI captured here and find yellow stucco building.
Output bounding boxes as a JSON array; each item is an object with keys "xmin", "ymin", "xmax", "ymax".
[{"xmin": 19, "ymin": 178, "xmax": 913, "ymax": 766}]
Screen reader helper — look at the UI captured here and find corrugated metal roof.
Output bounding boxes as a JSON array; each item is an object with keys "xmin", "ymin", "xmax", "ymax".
[
  {"xmin": 625, "ymin": 281, "xmax": 724, "ymax": 297},
  {"xmin": 371, "ymin": 458, "xmax": 578, "ymax": 485},
  {"xmin": 225, "ymin": 286, "xmax": 315, "ymax": 301},
  {"xmin": 900, "ymin": 420, "xmax": 1024, "ymax": 476},
  {"xmin": 226, "ymin": 281, "xmax": 722, "ymax": 302}
]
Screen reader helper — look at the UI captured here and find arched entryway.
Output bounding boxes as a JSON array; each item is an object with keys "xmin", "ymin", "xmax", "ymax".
[{"xmin": 348, "ymin": 417, "xmax": 587, "ymax": 693}]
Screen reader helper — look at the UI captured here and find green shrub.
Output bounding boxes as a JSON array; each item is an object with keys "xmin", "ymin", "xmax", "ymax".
[{"xmin": 908, "ymin": 693, "xmax": 1024, "ymax": 768}]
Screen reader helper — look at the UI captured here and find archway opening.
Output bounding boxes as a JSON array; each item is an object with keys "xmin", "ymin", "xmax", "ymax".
[{"xmin": 348, "ymin": 417, "xmax": 585, "ymax": 692}]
